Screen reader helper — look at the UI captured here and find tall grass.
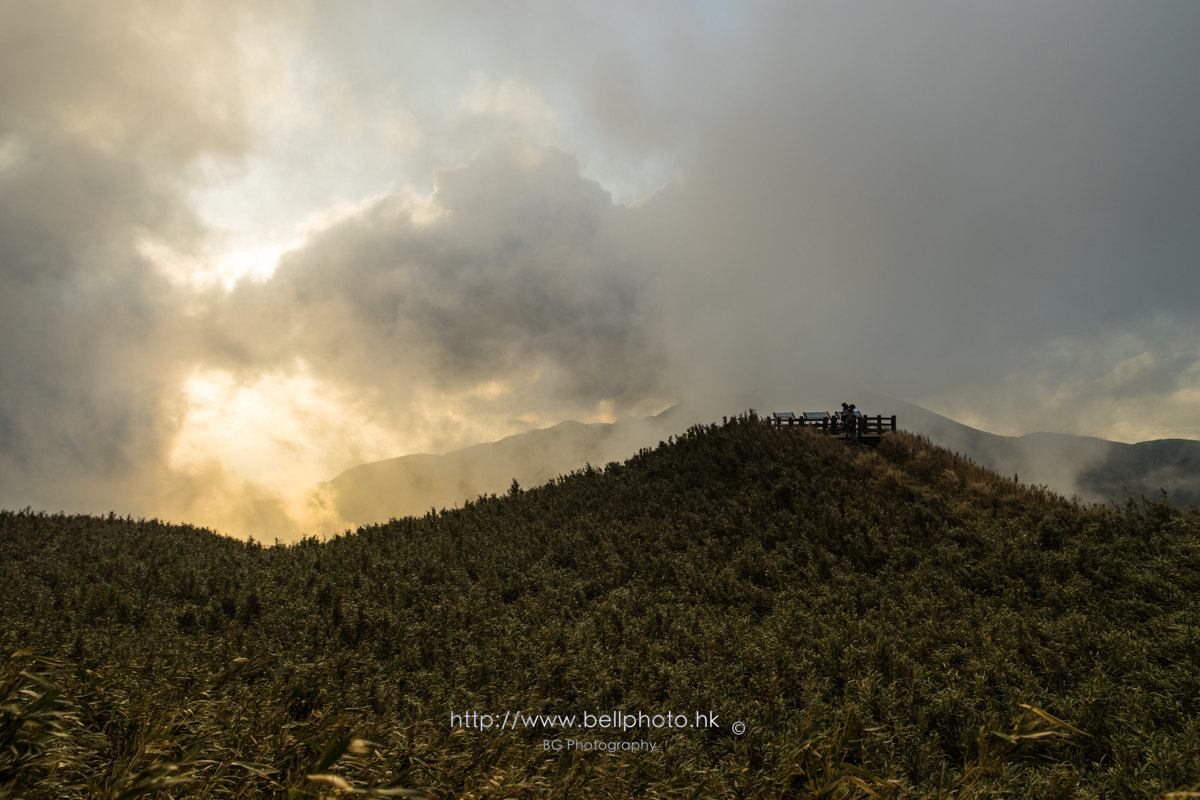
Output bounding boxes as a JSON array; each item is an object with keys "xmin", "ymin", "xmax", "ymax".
[{"xmin": 2, "ymin": 415, "xmax": 1198, "ymax": 797}]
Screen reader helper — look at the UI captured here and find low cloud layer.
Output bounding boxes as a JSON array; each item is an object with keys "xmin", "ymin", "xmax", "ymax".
[{"xmin": 2, "ymin": 1, "xmax": 1198, "ymax": 538}]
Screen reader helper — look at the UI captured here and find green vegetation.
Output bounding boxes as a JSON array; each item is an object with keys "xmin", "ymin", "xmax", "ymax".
[{"xmin": 2, "ymin": 413, "xmax": 1199, "ymax": 798}]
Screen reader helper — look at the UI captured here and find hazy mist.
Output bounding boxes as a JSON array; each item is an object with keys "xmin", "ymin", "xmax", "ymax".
[{"xmin": 2, "ymin": 1, "xmax": 1198, "ymax": 539}]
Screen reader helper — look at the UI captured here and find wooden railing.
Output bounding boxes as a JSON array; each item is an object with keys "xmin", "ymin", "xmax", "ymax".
[{"xmin": 768, "ymin": 412, "xmax": 897, "ymax": 437}]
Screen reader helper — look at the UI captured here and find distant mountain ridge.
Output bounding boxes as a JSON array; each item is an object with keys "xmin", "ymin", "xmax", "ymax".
[
  {"xmin": 871, "ymin": 395, "xmax": 1200, "ymax": 507},
  {"xmin": 323, "ymin": 407, "xmax": 691, "ymax": 527},
  {"xmin": 323, "ymin": 399, "xmax": 1199, "ymax": 528}
]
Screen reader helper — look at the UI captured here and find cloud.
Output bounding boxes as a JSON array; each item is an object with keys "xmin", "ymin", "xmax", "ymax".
[
  {"xmin": 2, "ymin": 1, "xmax": 1198, "ymax": 539},
  {"xmin": 609, "ymin": 2, "xmax": 1200, "ymax": 432},
  {"xmin": 206, "ymin": 142, "xmax": 669, "ymax": 451},
  {"xmin": 927, "ymin": 323, "xmax": 1200, "ymax": 442},
  {"xmin": 0, "ymin": 0, "xmax": 264, "ymax": 515},
  {"xmin": 0, "ymin": 1, "xmax": 256, "ymax": 165}
]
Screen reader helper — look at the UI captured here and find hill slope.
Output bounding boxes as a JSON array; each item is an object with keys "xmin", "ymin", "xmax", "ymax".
[
  {"xmin": 323, "ymin": 401, "xmax": 1200, "ymax": 535},
  {"xmin": 2, "ymin": 415, "xmax": 1199, "ymax": 798}
]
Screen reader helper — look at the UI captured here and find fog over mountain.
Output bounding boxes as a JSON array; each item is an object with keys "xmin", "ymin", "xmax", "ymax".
[
  {"xmin": 323, "ymin": 400, "xmax": 1200, "ymax": 531},
  {"xmin": 2, "ymin": 2, "xmax": 1198, "ymax": 539},
  {"xmin": 324, "ymin": 408, "xmax": 691, "ymax": 528},
  {"xmin": 873, "ymin": 397, "xmax": 1200, "ymax": 508}
]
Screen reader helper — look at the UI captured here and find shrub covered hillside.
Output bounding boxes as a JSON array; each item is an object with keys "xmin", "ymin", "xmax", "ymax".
[{"xmin": 2, "ymin": 413, "xmax": 1199, "ymax": 799}]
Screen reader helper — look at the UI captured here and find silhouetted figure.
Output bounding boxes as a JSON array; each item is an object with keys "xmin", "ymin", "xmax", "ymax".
[{"xmin": 841, "ymin": 403, "xmax": 859, "ymax": 443}]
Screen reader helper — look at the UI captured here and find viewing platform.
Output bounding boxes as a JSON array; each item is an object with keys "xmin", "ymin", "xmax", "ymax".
[{"xmin": 767, "ymin": 411, "xmax": 897, "ymax": 445}]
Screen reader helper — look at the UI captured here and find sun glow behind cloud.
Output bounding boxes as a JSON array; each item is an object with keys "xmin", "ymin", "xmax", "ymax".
[
  {"xmin": 137, "ymin": 236, "xmax": 291, "ymax": 291},
  {"xmin": 170, "ymin": 362, "xmax": 407, "ymax": 491},
  {"xmin": 165, "ymin": 361, "xmax": 416, "ymax": 537},
  {"xmin": 164, "ymin": 360, "xmax": 611, "ymax": 537}
]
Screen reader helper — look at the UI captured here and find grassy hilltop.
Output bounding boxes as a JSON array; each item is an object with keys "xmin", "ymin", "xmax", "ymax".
[{"xmin": 2, "ymin": 414, "xmax": 1199, "ymax": 798}]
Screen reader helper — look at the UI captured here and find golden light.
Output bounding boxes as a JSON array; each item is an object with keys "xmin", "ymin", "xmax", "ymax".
[{"xmin": 137, "ymin": 235, "xmax": 290, "ymax": 291}]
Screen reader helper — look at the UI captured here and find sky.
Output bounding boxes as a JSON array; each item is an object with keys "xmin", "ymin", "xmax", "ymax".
[{"xmin": 2, "ymin": 0, "xmax": 1198, "ymax": 539}]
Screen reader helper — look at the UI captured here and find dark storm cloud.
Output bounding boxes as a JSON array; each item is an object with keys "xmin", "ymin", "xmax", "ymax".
[
  {"xmin": 607, "ymin": 1, "xmax": 1200, "ymax": 431},
  {"xmin": 0, "ymin": 131, "xmax": 189, "ymax": 509},
  {"xmin": 213, "ymin": 144, "xmax": 664, "ymax": 415}
]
